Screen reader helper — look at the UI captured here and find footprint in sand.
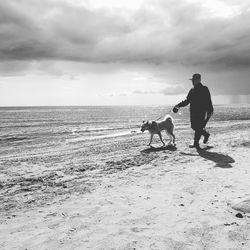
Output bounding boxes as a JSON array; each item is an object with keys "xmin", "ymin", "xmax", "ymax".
[
  {"xmin": 131, "ymin": 227, "xmax": 148, "ymax": 232},
  {"xmin": 67, "ymin": 215, "xmax": 86, "ymax": 232},
  {"xmin": 47, "ymin": 220, "xmax": 62, "ymax": 229}
]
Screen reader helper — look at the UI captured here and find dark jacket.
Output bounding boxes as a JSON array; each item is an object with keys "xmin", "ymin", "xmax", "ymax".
[
  {"xmin": 177, "ymin": 83, "xmax": 213, "ymax": 130},
  {"xmin": 177, "ymin": 83, "xmax": 213, "ymax": 114}
]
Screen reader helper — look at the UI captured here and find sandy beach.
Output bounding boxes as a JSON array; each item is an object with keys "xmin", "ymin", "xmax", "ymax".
[
  {"xmin": 1, "ymin": 119, "xmax": 250, "ymax": 249},
  {"xmin": 1, "ymin": 0, "xmax": 250, "ymax": 248}
]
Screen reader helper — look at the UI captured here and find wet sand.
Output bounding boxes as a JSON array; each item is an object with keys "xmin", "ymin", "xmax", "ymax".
[{"xmin": 1, "ymin": 120, "xmax": 250, "ymax": 249}]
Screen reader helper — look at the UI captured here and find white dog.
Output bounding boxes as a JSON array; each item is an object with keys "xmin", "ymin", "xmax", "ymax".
[{"xmin": 141, "ymin": 115, "xmax": 175, "ymax": 147}]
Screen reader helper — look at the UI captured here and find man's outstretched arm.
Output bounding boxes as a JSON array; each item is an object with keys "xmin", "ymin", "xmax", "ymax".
[{"xmin": 173, "ymin": 89, "xmax": 192, "ymax": 112}]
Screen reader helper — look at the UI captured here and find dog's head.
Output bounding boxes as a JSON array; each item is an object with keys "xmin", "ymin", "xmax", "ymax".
[{"xmin": 141, "ymin": 121, "xmax": 149, "ymax": 132}]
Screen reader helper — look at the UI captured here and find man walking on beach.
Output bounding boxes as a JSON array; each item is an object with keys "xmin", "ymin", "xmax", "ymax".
[{"xmin": 173, "ymin": 73, "xmax": 213, "ymax": 148}]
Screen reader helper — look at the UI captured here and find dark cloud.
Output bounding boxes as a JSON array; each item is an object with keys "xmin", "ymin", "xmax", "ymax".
[
  {"xmin": 0, "ymin": 0, "xmax": 132, "ymax": 62},
  {"xmin": 1, "ymin": 0, "xmax": 250, "ymax": 95},
  {"xmin": 1, "ymin": 0, "xmax": 250, "ymax": 67}
]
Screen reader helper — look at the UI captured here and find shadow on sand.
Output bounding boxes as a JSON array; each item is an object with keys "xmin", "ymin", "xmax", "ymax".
[
  {"xmin": 181, "ymin": 146, "xmax": 235, "ymax": 168},
  {"xmin": 141, "ymin": 144, "xmax": 177, "ymax": 153}
]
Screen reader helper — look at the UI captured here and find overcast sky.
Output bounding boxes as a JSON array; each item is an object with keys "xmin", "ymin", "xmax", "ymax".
[{"xmin": 1, "ymin": 0, "xmax": 250, "ymax": 106}]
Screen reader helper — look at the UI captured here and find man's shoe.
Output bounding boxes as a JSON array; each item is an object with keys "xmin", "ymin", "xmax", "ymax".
[
  {"xmin": 189, "ymin": 143, "xmax": 200, "ymax": 149},
  {"xmin": 203, "ymin": 133, "xmax": 210, "ymax": 144}
]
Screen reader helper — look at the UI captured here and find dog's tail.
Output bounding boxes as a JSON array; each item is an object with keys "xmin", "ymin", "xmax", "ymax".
[{"xmin": 163, "ymin": 114, "xmax": 173, "ymax": 122}]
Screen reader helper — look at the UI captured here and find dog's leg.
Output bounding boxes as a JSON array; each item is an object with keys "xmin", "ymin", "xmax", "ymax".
[
  {"xmin": 166, "ymin": 126, "xmax": 176, "ymax": 145},
  {"xmin": 168, "ymin": 132, "xmax": 176, "ymax": 146},
  {"xmin": 166, "ymin": 131, "xmax": 172, "ymax": 145},
  {"xmin": 172, "ymin": 133, "xmax": 176, "ymax": 145},
  {"xmin": 170, "ymin": 125, "xmax": 176, "ymax": 145},
  {"xmin": 148, "ymin": 134, "xmax": 153, "ymax": 146},
  {"xmin": 158, "ymin": 132, "xmax": 165, "ymax": 146}
]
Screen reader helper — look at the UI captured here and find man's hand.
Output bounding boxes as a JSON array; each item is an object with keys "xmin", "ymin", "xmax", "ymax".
[{"xmin": 172, "ymin": 105, "xmax": 179, "ymax": 113}]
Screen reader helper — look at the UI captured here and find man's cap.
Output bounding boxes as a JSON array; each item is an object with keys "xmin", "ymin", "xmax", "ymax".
[{"xmin": 189, "ymin": 73, "xmax": 201, "ymax": 80}]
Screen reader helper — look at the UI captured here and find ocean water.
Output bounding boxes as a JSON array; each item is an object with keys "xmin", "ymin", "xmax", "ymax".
[{"xmin": 1, "ymin": 105, "xmax": 250, "ymax": 146}]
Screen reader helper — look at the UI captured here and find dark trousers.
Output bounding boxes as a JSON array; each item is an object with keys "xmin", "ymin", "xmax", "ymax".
[
  {"xmin": 194, "ymin": 128, "xmax": 209, "ymax": 144},
  {"xmin": 191, "ymin": 112, "xmax": 208, "ymax": 144}
]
